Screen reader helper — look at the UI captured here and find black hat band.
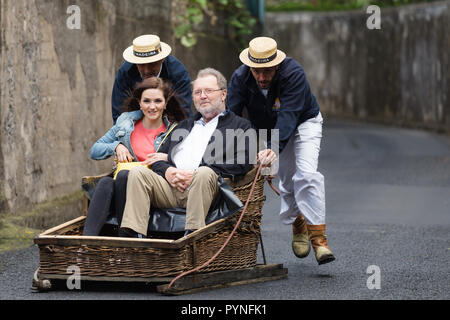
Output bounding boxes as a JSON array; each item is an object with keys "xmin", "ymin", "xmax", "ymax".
[
  {"xmin": 134, "ymin": 45, "xmax": 162, "ymax": 58},
  {"xmin": 248, "ymin": 51, "xmax": 277, "ymax": 64}
]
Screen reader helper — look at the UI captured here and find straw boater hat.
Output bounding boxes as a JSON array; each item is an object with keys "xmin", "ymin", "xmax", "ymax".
[
  {"xmin": 123, "ymin": 35, "xmax": 172, "ymax": 64},
  {"xmin": 239, "ymin": 37, "xmax": 286, "ymax": 68}
]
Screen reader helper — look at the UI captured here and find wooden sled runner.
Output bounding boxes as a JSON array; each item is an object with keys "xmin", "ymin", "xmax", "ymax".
[{"xmin": 32, "ymin": 167, "xmax": 288, "ymax": 294}]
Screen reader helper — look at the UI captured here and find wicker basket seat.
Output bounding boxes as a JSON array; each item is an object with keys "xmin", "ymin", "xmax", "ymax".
[{"xmin": 34, "ymin": 167, "xmax": 266, "ymax": 279}]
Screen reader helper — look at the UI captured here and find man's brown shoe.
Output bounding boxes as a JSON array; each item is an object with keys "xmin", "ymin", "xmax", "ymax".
[
  {"xmin": 307, "ymin": 224, "xmax": 335, "ymax": 265},
  {"xmin": 292, "ymin": 214, "xmax": 310, "ymax": 258}
]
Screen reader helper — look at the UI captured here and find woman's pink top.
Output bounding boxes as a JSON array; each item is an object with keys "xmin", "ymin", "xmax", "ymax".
[{"xmin": 130, "ymin": 120, "xmax": 166, "ymax": 162}]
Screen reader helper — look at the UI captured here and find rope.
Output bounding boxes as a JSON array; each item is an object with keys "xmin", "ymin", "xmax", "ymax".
[
  {"xmin": 167, "ymin": 163, "xmax": 264, "ymax": 291},
  {"xmin": 265, "ymin": 175, "xmax": 280, "ymax": 196}
]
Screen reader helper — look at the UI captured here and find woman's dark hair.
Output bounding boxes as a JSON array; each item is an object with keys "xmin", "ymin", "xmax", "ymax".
[{"xmin": 122, "ymin": 77, "xmax": 187, "ymax": 123}]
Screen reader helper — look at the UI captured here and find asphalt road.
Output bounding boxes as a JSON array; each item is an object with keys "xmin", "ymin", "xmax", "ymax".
[{"xmin": 1, "ymin": 118, "xmax": 449, "ymax": 300}]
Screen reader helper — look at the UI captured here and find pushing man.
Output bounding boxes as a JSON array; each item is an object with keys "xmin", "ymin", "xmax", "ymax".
[{"xmin": 227, "ymin": 37, "xmax": 335, "ymax": 265}]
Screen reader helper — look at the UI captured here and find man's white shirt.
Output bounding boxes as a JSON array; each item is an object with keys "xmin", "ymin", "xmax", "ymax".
[
  {"xmin": 172, "ymin": 112, "xmax": 225, "ymax": 170},
  {"xmin": 261, "ymin": 89, "xmax": 268, "ymax": 98}
]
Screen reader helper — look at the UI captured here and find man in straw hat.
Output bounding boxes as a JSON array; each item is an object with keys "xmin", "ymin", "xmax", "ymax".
[
  {"xmin": 112, "ymin": 34, "xmax": 193, "ymax": 123},
  {"xmin": 227, "ymin": 37, "xmax": 335, "ymax": 265}
]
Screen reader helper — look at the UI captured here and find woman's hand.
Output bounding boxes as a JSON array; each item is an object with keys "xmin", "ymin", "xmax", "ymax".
[
  {"xmin": 115, "ymin": 144, "xmax": 134, "ymax": 163},
  {"xmin": 142, "ymin": 152, "xmax": 168, "ymax": 166}
]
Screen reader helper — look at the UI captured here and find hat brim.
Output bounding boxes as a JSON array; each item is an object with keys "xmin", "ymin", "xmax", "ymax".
[
  {"xmin": 239, "ymin": 48, "xmax": 286, "ymax": 68},
  {"xmin": 123, "ymin": 42, "xmax": 172, "ymax": 64}
]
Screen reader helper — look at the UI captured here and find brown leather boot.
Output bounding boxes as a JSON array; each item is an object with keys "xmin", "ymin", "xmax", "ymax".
[
  {"xmin": 292, "ymin": 214, "xmax": 310, "ymax": 258},
  {"xmin": 307, "ymin": 224, "xmax": 335, "ymax": 265}
]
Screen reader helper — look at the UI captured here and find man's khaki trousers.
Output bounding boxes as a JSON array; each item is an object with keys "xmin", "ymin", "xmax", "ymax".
[{"xmin": 121, "ymin": 166, "xmax": 219, "ymax": 235}]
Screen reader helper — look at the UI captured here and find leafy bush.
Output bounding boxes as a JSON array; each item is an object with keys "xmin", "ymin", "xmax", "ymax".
[{"xmin": 174, "ymin": 0, "xmax": 256, "ymax": 48}]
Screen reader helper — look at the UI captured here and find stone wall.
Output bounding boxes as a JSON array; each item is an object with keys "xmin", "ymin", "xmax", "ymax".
[
  {"xmin": 3, "ymin": 0, "xmax": 447, "ymax": 216},
  {"xmin": 0, "ymin": 0, "xmax": 241, "ymax": 214},
  {"xmin": 265, "ymin": 1, "xmax": 450, "ymax": 132}
]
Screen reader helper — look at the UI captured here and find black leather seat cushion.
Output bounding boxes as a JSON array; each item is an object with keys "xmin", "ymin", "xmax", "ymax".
[{"xmin": 104, "ymin": 176, "xmax": 243, "ymax": 234}]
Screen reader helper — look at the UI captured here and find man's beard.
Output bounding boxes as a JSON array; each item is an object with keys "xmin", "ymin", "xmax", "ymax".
[
  {"xmin": 257, "ymin": 81, "xmax": 270, "ymax": 89},
  {"xmin": 195, "ymin": 98, "xmax": 223, "ymax": 119}
]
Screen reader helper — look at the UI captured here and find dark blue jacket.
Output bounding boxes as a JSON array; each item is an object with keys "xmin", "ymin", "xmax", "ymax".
[
  {"xmin": 227, "ymin": 57, "xmax": 319, "ymax": 153},
  {"xmin": 111, "ymin": 55, "xmax": 193, "ymax": 123}
]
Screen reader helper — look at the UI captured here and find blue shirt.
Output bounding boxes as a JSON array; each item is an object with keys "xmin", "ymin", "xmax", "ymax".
[{"xmin": 226, "ymin": 57, "xmax": 320, "ymax": 153}]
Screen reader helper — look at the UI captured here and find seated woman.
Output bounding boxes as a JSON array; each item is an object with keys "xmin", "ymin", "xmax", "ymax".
[{"xmin": 82, "ymin": 77, "xmax": 187, "ymax": 236}]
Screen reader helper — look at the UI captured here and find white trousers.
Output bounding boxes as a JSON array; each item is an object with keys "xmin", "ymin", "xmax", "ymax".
[{"xmin": 278, "ymin": 112, "xmax": 326, "ymax": 226}]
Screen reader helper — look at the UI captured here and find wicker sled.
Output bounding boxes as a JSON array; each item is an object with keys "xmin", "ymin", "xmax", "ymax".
[{"xmin": 32, "ymin": 167, "xmax": 287, "ymax": 294}]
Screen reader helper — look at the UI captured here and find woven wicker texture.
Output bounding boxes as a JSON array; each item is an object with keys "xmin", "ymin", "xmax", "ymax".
[{"xmin": 37, "ymin": 169, "xmax": 265, "ymax": 278}]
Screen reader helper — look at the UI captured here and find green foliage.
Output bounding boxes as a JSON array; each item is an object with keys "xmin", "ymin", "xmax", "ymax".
[
  {"xmin": 175, "ymin": 0, "xmax": 256, "ymax": 48},
  {"xmin": 266, "ymin": 0, "xmax": 439, "ymax": 12}
]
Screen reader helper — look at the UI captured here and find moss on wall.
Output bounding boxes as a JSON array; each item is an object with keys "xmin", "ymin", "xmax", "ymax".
[{"xmin": 0, "ymin": 190, "xmax": 84, "ymax": 252}]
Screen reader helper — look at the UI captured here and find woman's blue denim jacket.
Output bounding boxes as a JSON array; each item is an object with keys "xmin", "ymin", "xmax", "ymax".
[{"xmin": 90, "ymin": 110, "xmax": 175, "ymax": 161}]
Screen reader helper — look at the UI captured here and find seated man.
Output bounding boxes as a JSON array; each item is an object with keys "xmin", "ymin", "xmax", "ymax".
[
  {"xmin": 119, "ymin": 68, "xmax": 255, "ymax": 237},
  {"xmin": 112, "ymin": 34, "xmax": 193, "ymax": 123}
]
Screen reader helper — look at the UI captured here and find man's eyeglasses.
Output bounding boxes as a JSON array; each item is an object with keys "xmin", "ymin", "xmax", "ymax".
[{"xmin": 193, "ymin": 88, "xmax": 223, "ymax": 97}]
